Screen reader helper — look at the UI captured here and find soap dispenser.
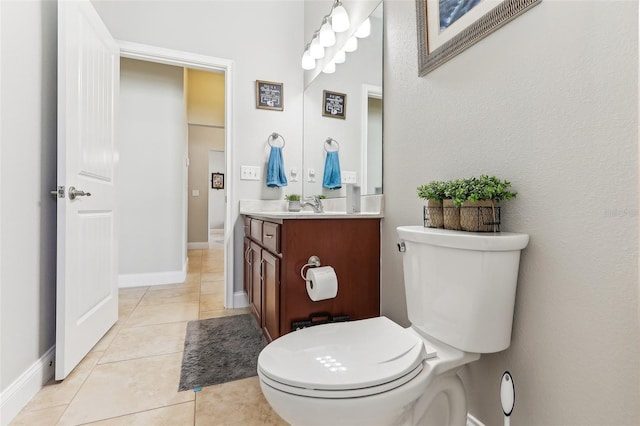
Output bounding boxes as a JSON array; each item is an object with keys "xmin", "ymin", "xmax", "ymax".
[{"xmin": 346, "ymin": 184, "xmax": 361, "ymax": 213}]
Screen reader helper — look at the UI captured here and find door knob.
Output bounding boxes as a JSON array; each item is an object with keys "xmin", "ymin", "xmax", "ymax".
[{"xmin": 68, "ymin": 186, "xmax": 91, "ymax": 200}]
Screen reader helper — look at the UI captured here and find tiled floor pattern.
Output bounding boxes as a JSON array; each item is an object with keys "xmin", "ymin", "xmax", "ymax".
[{"xmin": 11, "ymin": 244, "xmax": 288, "ymax": 426}]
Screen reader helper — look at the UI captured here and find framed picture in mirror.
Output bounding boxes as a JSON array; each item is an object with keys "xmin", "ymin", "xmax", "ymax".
[{"xmin": 322, "ymin": 90, "xmax": 346, "ymax": 120}]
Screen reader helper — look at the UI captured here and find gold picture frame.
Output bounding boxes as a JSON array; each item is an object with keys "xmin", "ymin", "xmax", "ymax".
[{"xmin": 255, "ymin": 80, "xmax": 284, "ymax": 111}]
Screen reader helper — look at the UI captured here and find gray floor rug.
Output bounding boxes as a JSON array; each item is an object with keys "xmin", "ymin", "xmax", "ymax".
[{"xmin": 179, "ymin": 314, "xmax": 267, "ymax": 391}]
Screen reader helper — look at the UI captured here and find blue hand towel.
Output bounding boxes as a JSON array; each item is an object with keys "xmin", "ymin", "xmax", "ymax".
[
  {"xmin": 266, "ymin": 146, "xmax": 288, "ymax": 187},
  {"xmin": 322, "ymin": 150, "xmax": 342, "ymax": 190}
]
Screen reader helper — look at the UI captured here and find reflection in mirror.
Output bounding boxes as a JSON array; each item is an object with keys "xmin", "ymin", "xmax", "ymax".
[{"xmin": 303, "ymin": 2, "xmax": 382, "ymax": 198}]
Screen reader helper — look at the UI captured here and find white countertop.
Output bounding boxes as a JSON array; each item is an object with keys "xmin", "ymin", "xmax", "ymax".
[
  {"xmin": 241, "ymin": 211, "xmax": 384, "ymax": 220},
  {"xmin": 239, "ymin": 195, "xmax": 384, "ymax": 220}
]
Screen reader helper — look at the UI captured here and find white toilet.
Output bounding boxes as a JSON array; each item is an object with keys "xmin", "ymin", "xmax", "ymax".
[{"xmin": 257, "ymin": 226, "xmax": 529, "ymax": 426}]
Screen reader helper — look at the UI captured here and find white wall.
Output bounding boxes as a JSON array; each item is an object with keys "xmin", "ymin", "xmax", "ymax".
[
  {"xmin": 384, "ymin": 0, "xmax": 638, "ymax": 424},
  {"xmin": 92, "ymin": 0, "xmax": 305, "ymax": 292},
  {"xmin": 0, "ymin": 0, "xmax": 57, "ymax": 413},
  {"xmin": 118, "ymin": 58, "xmax": 187, "ymax": 278}
]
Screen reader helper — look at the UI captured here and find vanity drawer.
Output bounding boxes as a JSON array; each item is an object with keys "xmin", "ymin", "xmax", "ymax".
[
  {"xmin": 262, "ymin": 222, "xmax": 281, "ymax": 254},
  {"xmin": 250, "ymin": 219, "xmax": 263, "ymax": 242}
]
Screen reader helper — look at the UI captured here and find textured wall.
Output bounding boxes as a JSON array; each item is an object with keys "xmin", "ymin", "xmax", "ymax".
[{"xmin": 383, "ymin": 0, "xmax": 638, "ymax": 424}]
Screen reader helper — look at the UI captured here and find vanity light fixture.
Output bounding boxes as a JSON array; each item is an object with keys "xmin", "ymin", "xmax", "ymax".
[
  {"xmin": 354, "ymin": 18, "xmax": 371, "ymax": 38},
  {"xmin": 309, "ymin": 32, "xmax": 325, "ymax": 59},
  {"xmin": 344, "ymin": 36, "xmax": 358, "ymax": 53},
  {"xmin": 304, "ymin": 0, "xmax": 352, "ymax": 71},
  {"xmin": 301, "ymin": 45, "xmax": 316, "ymax": 70},
  {"xmin": 319, "ymin": 17, "xmax": 336, "ymax": 47},
  {"xmin": 330, "ymin": 0, "xmax": 350, "ymax": 33},
  {"xmin": 322, "ymin": 61, "xmax": 336, "ymax": 74}
]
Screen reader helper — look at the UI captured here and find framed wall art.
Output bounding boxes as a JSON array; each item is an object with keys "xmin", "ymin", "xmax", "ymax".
[
  {"xmin": 322, "ymin": 90, "xmax": 347, "ymax": 120},
  {"xmin": 256, "ymin": 80, "xmax": 284, "ymax": 111},
  {"xmin": 212, "ymin": 173, "xmax": 224, "ymax": 190},
  {"xmin": 416, "ymin": 0, "xmax": 542, "ymax": 76}
]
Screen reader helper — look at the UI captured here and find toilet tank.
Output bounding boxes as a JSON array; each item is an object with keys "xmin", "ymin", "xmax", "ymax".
[{"xmin": 396, "ymin": 226, "xmax": 529, "ymax": 353}]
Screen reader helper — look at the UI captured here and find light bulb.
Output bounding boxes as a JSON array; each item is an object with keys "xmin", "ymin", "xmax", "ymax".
[
  {"xmin": 309, "ymin": 35, "xmax": 325, "ymax": 59},
  {"xmin": 323, "ymin": 62, "xmax": 336, "ymax": 74},
  {"xmin": 301, "ymin": 49, "xmax": 316, "ymax": 70},
  {"xmin": 354, "ymin": 18, "xmax": 371, "ymax": 38},
  {"xmin": 331, "ymin": 2, "xmax": 350, "ymax": 32},
  {"xmin": 334, "ymin": 49, "xmax": 346, "ymax": 64},
  {"xmin": 319, "ymin": 19, "xmax": 336, "ymax": 47},
  {"xmin": 344, "ymin": 36, "xmax": 358, "ymax": 53}
]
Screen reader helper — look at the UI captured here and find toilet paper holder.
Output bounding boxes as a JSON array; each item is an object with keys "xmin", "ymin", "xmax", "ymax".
[{"xmin": 300, "ymin": 255, "xmax": 321, "ymax": 281}]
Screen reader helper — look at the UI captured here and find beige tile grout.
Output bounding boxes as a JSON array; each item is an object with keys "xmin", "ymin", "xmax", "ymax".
[{"xmin": 75, "ymin": 401, "xmax": 196, "ymax": 426}]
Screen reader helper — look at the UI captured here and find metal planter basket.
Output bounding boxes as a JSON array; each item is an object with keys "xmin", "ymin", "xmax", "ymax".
[{"xmin": 424, "ymin": 204, "xmax": 501, "ymax": 232}]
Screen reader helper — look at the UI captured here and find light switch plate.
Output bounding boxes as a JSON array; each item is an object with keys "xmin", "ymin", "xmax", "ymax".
[
  {"xmin": 192, "ymin": 189, "xmax": 200, "ymax": 196},
  {"xmin": 342, "ymin": 171, "xmax": 357, "ymax": 184},
  {"xmin": 241, "ymin": 165, "xmax": 260, "ymax": 180}
]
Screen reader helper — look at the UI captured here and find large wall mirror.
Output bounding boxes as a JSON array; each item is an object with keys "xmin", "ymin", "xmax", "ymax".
[{"xmin": 302, "ymin": 1, "xmax": 383, "ymax": 198}]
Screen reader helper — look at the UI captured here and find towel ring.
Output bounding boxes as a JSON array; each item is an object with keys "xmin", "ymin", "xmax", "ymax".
[
  {"xmin": 324, "ymin": 137, "xmax": 340, "ymax": 152},
  {"xmin": 268, "ymin": 132, "xmax": 285, "ymax": 148}
]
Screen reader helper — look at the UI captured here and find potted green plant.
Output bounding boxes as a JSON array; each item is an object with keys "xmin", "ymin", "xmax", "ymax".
[
  {"xmin": 460, "ymin": 175, "xmax": 517, "ymax": 232},
  {"xmin": 285, "ymin": 194, "xmax": 301, "ymax": 212},
  {"xmin": 417, "ymin": 181, "xmax": 446, "ymax": 228},
  {"xmin": 442, "ymin": 179, "xmax": 469, "ymax": 230}
]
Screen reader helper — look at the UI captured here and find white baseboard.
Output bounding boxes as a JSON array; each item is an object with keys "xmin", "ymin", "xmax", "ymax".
[
  {"xmin": 118, "ymin": 258, "xmax": 188, "ymax": 288},
  {"xmin": 0, "ymin": 346, "xmax": 55, "ymax": 426},
  {"xmin": 187, "ymin": 242, "xmax": 209, "ymax": 250},
  {"xmin": 233, "ymin": 291, "xmax": 249, "ymax": 308},
  {"xmin": 467, "ymin": 413, "xmax": 485, "ymax": 426}
]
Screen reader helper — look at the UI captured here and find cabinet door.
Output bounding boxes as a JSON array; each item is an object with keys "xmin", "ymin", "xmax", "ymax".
[
  {"xmin": 250, "ymin": 242, "xmax": 262, "ymax": 324},
  {"xmin": 262, "ymin": 250, "xmax": 280, "ymax": 341}
]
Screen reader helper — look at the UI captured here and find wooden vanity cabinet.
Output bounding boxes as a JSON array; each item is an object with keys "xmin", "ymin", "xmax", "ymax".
[{"xmin": 243, "ymin": 216, "xmax": 380, "ymax": 342}]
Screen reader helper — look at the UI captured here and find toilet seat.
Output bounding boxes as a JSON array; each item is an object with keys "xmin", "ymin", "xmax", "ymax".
[{"xmin": 257, "ymin": 317, "xmax": 437, "ymax": 399}]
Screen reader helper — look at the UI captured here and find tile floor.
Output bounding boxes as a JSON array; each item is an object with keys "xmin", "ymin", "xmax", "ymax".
[{"xmin": 11, "ymin": 243, "xmax": 288, "ymax": 426}]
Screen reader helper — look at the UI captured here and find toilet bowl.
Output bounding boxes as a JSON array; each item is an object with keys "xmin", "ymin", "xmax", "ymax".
[
  {"xmin": 258, "ymin": 316, "xmax": 479, "ymax": 426},
  {"xmin": 258, "ymin": 227, "xmax": 529, "ymax": 425}
]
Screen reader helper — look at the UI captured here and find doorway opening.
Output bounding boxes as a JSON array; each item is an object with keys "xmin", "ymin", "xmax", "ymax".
[{"xmin": 119, "ymin": 42, "xmax": 236, "ymax": 309}]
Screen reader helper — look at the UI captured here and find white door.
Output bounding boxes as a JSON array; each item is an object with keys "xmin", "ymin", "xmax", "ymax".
[{"xmin": 55, "ymin": 0, "xmax": 119, "ymax": 380}]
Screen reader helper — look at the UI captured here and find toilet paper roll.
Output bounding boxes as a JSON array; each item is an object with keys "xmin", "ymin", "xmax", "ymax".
[{"xmin": 305, "ymin": 266, "xmax": 338, "ymax": 301}]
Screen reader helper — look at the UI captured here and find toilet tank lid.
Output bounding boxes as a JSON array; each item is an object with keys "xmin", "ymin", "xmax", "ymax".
[{"xmin": 397, "ymin": 226, "xmax": 529, "ymax": 251}]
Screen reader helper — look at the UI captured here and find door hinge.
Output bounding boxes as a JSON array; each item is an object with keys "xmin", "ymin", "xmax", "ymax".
[{"xmin": 50, "ymin": 186, "xmax": 65, "ymax": 199}]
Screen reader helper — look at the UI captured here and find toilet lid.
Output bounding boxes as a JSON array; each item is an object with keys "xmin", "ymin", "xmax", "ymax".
[{"xmin": 258, "ymin": 316, "xmax": 428, "ymax": 392}]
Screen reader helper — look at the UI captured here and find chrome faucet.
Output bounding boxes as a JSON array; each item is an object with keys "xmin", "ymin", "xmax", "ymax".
[{"xmin": 300, "ymin": 196, "xmax": 324, "ymax": 213}]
